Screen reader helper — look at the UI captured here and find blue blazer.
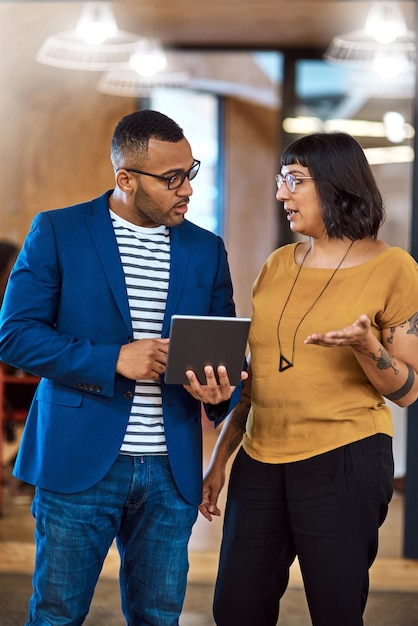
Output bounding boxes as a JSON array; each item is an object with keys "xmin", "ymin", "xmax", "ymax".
[{"xmin": 0, "ymin": 191, "xmax": 239, "ymax": 506}]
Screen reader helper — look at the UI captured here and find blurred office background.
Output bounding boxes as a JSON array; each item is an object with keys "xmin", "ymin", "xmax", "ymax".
[{"xmin": 0, "ymin": 3, "xmax": 417, "ymax": 607}]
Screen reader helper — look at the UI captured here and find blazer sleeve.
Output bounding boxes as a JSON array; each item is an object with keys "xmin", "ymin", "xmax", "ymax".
[{"xmin": 0, "ymin": 212, "xmax": 122, "ymax": 397}]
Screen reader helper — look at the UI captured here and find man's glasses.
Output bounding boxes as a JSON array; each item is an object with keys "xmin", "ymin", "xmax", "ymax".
[
  {"xmin": 119, "ymin": 159, "xmax": 201, "ymax": 190},
  {"xmin": 275, "ymin": 173, "xmax": 314, "ymax": 193}
]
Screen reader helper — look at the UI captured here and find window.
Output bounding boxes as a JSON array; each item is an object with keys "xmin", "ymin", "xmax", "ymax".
[{"xmin": 150, "ymin": 88, "xmax": 221, "ymax": 234}]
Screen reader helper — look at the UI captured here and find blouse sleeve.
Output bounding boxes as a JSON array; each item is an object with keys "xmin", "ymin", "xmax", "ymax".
[{"xmin": 378, "ymin": 248, "xmax": 418, "ymax": 328}]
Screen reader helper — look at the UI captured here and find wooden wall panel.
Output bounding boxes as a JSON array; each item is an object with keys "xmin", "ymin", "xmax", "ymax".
[
  {"xmin": 0, "ymin": 83, "xmax": 135, "ymax": 244},
  {"xmin": 223, "ymin": 98, "xmax": 279, "ymax": 318}
]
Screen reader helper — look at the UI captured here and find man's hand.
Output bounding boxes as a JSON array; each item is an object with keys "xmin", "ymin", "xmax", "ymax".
[
  {"xmin": 184, "ymin": 365, "xmax": 248, "ymax": 404},
  {"xmin": 116, "ymin": 338, "xmax": 169, "ymax": 380}
]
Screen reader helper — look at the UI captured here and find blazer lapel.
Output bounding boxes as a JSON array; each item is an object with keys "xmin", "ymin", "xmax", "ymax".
[
  {"xmin": 84, "ymin": 198, "xmax": 193, "ymax": 339},
  {"xmin": 162, "ymin": 223, "xmax": 190, "ymax": 337},
  {"xmin": 84, "ymin": 192, "xmax": 132, "ymax": 334}
]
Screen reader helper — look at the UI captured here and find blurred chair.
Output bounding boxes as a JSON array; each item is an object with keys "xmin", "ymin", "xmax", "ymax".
[{"xmin": 0, "ymin": 363, "xmax": 39, "ymax": 514}]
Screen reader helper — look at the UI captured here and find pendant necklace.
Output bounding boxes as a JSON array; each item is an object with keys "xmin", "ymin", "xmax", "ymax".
[{"xmin": 277, "ymin": 240, "xmax": 355, "ymax": 372}]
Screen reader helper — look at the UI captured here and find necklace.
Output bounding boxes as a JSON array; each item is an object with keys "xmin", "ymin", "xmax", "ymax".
[{"xmin": 277, "ymin": 240, "xmax": 355, "ymax": 372}]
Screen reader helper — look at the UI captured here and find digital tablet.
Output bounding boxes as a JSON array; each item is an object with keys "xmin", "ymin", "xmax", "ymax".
[{"xmin": 164, "ymin": 315, "xmax": 251, "ymax": 385}]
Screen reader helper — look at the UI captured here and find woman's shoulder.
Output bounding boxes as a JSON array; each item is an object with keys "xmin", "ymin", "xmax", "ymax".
[
  {"xmin": 358, "ymin": 243, "xmax": 418, "ymax": 280},
  {"xmin": 263, "ymin": 243, "xmax": 298, "ymax": 268},
  {"xmin": 349, "ymin": 238, "xmax": 389, "ymax": 265},
  {"xmin": 368, "ymin": 241, "xmax": 415, "ymax": 262},
  {"xmin": 253, "ymin": 243, "xmax": 297, "ymax": 288},
  {"xmin": 347, "ymin": 239, "xmax": 417, "ymax": 268}
]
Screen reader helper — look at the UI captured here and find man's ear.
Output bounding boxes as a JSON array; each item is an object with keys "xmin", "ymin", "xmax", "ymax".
[{"xmin": 115, "ymin": 169, "xmax": 136, "ymax": 193}]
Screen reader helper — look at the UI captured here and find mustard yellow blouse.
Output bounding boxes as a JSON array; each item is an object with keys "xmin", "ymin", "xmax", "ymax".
[{"xmin": 243, "ymin": 244, "xmax": 418, "ymax": 464}]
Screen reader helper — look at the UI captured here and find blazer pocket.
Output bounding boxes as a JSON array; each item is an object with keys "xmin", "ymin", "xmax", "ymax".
[{"xmin": 35, "ymin": 379, "xmax": 83, "ymax": 407}]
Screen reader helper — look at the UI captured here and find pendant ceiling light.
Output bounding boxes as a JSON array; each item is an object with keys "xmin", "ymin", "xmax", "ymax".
[
  {"xmin": 324, "ymin": 1, "xmax": 415, "ymax": 79},
  {"xmin": 97, "ymin": 67, "xmax": 190, "ymax": 98},
  {"xmin": 128, "ymin": 38, "xmax": 168, "ymax": 77},
  {"xmin": 36, "ymin": 2, "xmax": 145, "ymax": 71},
  {"xmin": 75, "ymin": 1, "xmax": 118, "ymax": 45},
  {"xmin": 96, "ymin": 38, "xmax": 191, "ymax": 96}
]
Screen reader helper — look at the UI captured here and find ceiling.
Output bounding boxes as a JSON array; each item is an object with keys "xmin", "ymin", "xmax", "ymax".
[
  {"xmin": 1, "ymin": 2, "xmax": 414, "ymax": 84},
  {"xmin": 0, "ymin": 1, "xmax": 415, "ymax": 247},
  {"xmin": 0, "ymin": 1, "xmax": 416, "ymax": 140},
  {"xmin": 120, "ymin": 0, "xmax": 414, "ymax": 51},
  {"xmin": 2, "ymin": 1, "xmax": 415, "ymax": 52}
]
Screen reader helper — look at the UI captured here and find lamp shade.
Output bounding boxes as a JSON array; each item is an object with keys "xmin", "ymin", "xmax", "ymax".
[
  {"xmin": 97, "ymin": 67, "xmax": 190, "ymax": 97},
  {"xmin": 325, "ymin": 30, "xmax": 415, "ymax": 68},
  {"xmin": 324, "ymin": 1, "xmax": 415, "ymax": 78},
  {"xmin": 36, "ymin": 31, "xmax": 147, "ymax": 71}
]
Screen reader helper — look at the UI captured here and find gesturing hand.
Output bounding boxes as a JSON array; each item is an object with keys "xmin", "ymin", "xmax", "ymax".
[{"xmin": 304, "ymin": 314, "xmax": 372, "ymax": 349}]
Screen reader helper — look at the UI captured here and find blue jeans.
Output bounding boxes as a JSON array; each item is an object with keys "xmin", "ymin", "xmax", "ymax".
[{"xmin": 27, "ymin": 454, "xmax": 198, "ymax": 626}]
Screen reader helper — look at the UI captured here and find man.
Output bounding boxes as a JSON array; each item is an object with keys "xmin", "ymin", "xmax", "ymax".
[{"xmin": 0, "ymin": 109, "xmax": 243, "ymax": 625}]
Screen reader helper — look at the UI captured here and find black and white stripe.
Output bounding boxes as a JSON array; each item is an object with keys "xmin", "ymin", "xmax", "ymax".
[{"xmin": 110, "ymin": 210, "xmax": 170, "ymax": 455}]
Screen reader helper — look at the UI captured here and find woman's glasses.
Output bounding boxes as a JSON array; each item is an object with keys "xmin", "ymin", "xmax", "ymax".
[{"xmin": 275, "ymin": 173, "xmax": 314, "ymax": 193}]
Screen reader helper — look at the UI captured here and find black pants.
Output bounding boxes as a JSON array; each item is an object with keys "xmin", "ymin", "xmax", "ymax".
[{"xmin": 213, "ymin": 434, "xmax": 393, "ymax": 626}]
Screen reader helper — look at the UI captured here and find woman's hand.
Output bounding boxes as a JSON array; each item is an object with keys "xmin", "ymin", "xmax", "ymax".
[
  {"xmin": 198, "ymin": 464, "xmax": 226, "ymax": 521},
  {"xmin": 304, "ymin": 314, "xmax": 373, "ymax": 349},
  {"xmin": 305, "ymin": 312, "xmax": 418, "ymax": 407}
]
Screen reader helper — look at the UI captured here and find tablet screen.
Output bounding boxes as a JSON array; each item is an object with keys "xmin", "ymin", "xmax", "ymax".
[{"xmin": 164, "ymin": 315, "xmax": 250, "ymax": 385}]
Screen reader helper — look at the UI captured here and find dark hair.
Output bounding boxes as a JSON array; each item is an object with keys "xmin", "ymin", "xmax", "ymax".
[
  {"xmin": 281, "ymin": 132, "xmax": 385, "ymax": 239},
  {"xmin": 110, "ymin": 109, "xmax": 185, "ymax": 170}
]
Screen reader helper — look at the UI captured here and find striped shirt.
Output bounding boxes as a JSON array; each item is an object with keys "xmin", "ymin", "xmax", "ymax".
[{"xmin": 110, "ymin": 210, "xmax": 170, "ymax": 455}]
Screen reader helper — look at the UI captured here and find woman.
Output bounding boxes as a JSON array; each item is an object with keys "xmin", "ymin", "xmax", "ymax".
[{"xmin": 200, "ymin": 132, "xmax": 418, "ymax": 626}]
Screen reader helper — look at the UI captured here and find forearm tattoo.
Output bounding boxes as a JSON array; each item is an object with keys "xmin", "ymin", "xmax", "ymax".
[
  {"xmin": 387, "ymin": 311, "xmax": 418, "ymax": 344},
  {"xmin": 359, "ymin": 312, "xmax": 417, "ymax": 401},
  {"xmin": 366, "ymin": 347, "xmax": 399, "ymax": 374},
  {"xmin": 361, "ymin": 346, "xmax": 416, "ymax": 401}
]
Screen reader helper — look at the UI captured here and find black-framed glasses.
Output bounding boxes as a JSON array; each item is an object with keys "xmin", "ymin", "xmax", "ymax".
[
  {"xmin": 119, "ymin": 159, "xmax": 201, "ymax": 190},
  {"xmin": 275, "ymin": 173, "xmax": 314, "ymax": 193}
]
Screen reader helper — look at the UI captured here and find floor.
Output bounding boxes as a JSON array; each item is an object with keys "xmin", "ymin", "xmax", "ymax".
[{"xmin": 1, "ymin": 422, "xmax": 418, "ymax": 623}]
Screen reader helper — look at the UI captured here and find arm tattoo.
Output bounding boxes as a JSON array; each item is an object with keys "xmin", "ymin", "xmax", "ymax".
[
  {"xmin": 407, "ymin": 312, "xmax": 418, "ymax": 338},
  {"xmin": 387, "ymin": 327, "xmax": 395, "ymax": 344},
  {"xmin": 386, "ymin": 364, "xmax": 416, "ymax": 401},
  {"xmin": 360, "ymin": 315, "xmax": 417, "ymax": 400},
  {"xmin": 365, "ymin": 347, "xmax": 399, "ymax": 375},
  {"xmin": 387, "ymin": 311, "xmax": 418, "ymax": 344}
]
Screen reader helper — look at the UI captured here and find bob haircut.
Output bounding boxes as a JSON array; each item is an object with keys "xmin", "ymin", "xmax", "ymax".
[{"xmin": 280, "ymin": 132, "xmax": 385, "ymax": 240}]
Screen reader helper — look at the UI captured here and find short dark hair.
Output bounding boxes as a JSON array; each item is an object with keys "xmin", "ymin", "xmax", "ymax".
[
  {"xmin": 280, "ymin": 132, "xmax": 385, "ymax": 239},
  {"xmin": 110, "ymin": 109, "xmax": 185, "ymax": 170}
]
